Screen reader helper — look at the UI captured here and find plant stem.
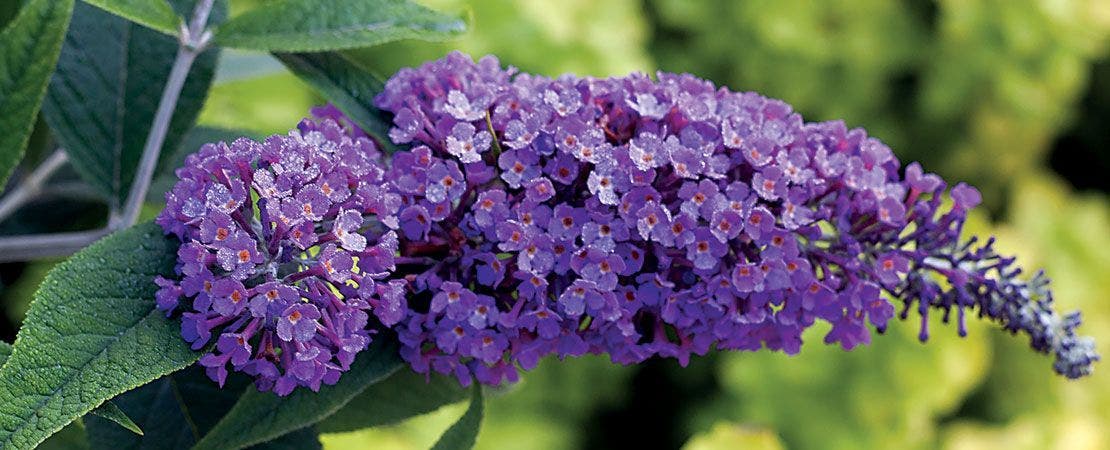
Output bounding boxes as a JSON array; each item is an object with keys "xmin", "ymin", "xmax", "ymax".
[
  {"xmin": 0, "ymin": 149, "xmax": 69, "ymax": 223},
  {"xmin": 115, "ymin": 0, "xmax": 215, "ymax": 229},
  {"xmin": 0, "ymin": 228, "xmax": 111, "ymax": 262}
]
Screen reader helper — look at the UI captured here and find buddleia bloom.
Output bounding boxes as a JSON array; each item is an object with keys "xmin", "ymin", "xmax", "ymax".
[
  {"xmin": 155, "ymin": 116, "xmax": 405, "ymax": 395},
  {"xmin": 158, "ymin": 52, "xmax": 1097, "ymax": 394},
  {"xmin": 370, "ymin": 52, "xmax": 1097, "ymax": 385}
]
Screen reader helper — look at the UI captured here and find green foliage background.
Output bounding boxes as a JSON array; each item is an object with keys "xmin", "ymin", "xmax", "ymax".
[{"xmin": 1, "ymin": 0, "xmax": 1107, "ymax": 448}]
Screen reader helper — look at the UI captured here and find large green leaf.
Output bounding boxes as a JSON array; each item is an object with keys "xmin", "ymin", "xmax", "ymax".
[
  {"xmin": 317, "ymin": 370, "xmax": 467, "ymax": 433},
  {"xmin": 0, "ymin": 222, "xmax": 198, "ymax": 450},
  {"xmin": 215, "ymin": 0, "xmax": 465, "ymax": 52},
  {"xmin": 273, "ymin": 52, "xmax": 397, "ymax": 153},
  {"xmin": 42, "ymin": 0, "xmax": 222, "ymax": 207},
  {"xmin": 191, "ymin": 339, "xmax": 403, "ymax": 450},
  {"xmin": 83, "ymin": 0, "xmax": 180, "ymax": 36},
  {"xmin": 0, "ymin": 0, "xmax": 74, "ymax": 191},
  {"xmin": 430, "ymin": 383, "xmax": 484, "ymax": 450},
  {"xmin": 85, "ymin": 366, "xmax": 321, "ymax": 450}
]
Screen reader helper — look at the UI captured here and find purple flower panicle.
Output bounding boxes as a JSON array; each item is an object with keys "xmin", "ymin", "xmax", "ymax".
[
  {"xmin": 157, "ymin": 52, "xmax": 1096, "ymax": 394},
  {"xmin": 370, "ymin": 52, "xmax": 1096, "ymax": 385},
  {"xmin": 155, "ymin": 117, "xmax": 402, "ymax": 395}
]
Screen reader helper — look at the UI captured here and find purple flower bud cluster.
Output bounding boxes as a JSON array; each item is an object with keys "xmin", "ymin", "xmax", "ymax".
[
  {"xmin": 371, "ymin": 52, "xmax": 1096, "ymax": 385},
  {"xmin": 155, "ymin": 117, "xmax": 406, "ymax": 395}
]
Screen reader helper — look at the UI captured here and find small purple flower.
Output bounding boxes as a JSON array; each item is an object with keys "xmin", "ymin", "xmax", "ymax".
[
  {"xmin": 443, "ymin": 89, "xmax": 489, "ymax": 121},
  {"xmin": 472, "ymin": 189, "xmax": 510, "ymax": 229},
  {"xmin": 445, "ymin": 122, "xmax": 492, "ymax": 163},
  {"xmin": 709, "ymin": 209, "xmax": 742, "ymax": 243},
  {"xmin": 743, "ymin": 206, "xmax": 775, "ymax": 241},
  {"xmin": 629, "ymin": 132, "xmax": 667, "ymax": 171},
  {"xmin": 277, "ymin": 303, "xmax": 321, "ymax": 343},
  {"xmin": 498, "ymin": 149, "xmax": 541, "ymax": 189},
  {"xmin": 636, "ymin": 202, "xmax": 672, "ymax": 243},
  {"xmin": 587, "ymin": 169, "xmax": 619, "ymax": 206},
  {"xmin": 332, "ymin": 209, "xmax": 367, "ymax": 252},
  {"xmin": 399, "ymin": 205, "xmax": 432, "ymax": 241},
  {"xmin": 951, "ymin": 183, "xmax": 982, "ymax": 210},
  {"xmin": 425, "ymin": 160, "xmax": 467, "ymax": 203},
  {"xmin": 875, "ymin": 253, "xmax": 910, "ymax": 287},
  {"xmin": 752, "ymin": 166, "xmax": 786, "ymax": 201},
  {"xmin": 524, "ymin": 177, "xmax": 556, "ymax": 203}
]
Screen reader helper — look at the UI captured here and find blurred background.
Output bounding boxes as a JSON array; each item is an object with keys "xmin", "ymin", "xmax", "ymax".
[{"xmin": 2, "ymin": 0, "xmax": 1109, "ymax": 449}]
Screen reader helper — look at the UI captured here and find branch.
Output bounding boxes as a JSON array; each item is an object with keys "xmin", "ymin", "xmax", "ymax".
[
  {"xmin": 0, "ymin": 228, "xmax": 111, "ymax": 262},
  {"xmin": 115, "ymin": 0, "xmax": 215, "ymax": 228},
  {"xmin": 0, "ymin": 149, "xmax": 69, "ymax": 223}
]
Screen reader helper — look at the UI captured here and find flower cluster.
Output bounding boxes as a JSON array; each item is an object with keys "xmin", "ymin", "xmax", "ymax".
[
  {"xmin": 371, "ymin": 52, "xmax": 1096, "ymax": 385},
  {"xmin": 156, "ymin": 52, "xmax": 1096, "ymax": 395},
  {"xmin": 155, "ymin": 117, "xmax": 405, "ymax": 395}
]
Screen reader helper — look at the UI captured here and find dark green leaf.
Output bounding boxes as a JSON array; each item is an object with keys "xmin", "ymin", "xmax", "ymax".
[
  {"xmin": 430, "ymin": 383, "xmax": 484, "ymax": 450},
  {"xmin": 88, "ymin": 402, "xmax": 142, "ymax": 436},
  {"xmin": 215, "ymin": 0, "xmax": 465, "ymax": 52},
  {"xmin": 0, "ymin": 0, "xmax": 74, "ymax": 191},
  {"xmin": 274, "ymin": 52, "xmax": 398, "ymax": 153},
  {"xmin": 148, "ymin": 126, "xmax": 261, "ymax": 202},
  {"xmin": 255, "ymin": 427, "xmax": 322, "ymax": 450},
  {"xmin": 42, "ymin": 0, "xmax": 223, "ymax": 207},
  {"xmin": 0, "ymin": 2, "xmax": 18, "ymax": 27},
  {"xmin": 317, "ymin": 370, "xmax": 467, "ymax": 433},
  {"xmin": 191, "ymin": 339, "xmax": 403, "ymax": 450},
  {"xmin": 38, "ymin": 422, "xmax": 90, "ymax": 450},
  {"xmin": 0, "ymin": 341, "xmax": 11, "ymax": 367},
  {"xmin": 86, "ymin": 367, "xmax": 243, "ymax": 449},
  {"xmin": 83, "ymin": 0, "xmax": 180, "ymax": 35},
  {"xmin": 0, "ymin": 222, "xmax": 198, "ymax": 450}
]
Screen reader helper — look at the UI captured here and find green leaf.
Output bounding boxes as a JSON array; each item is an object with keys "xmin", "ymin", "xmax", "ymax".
[
  {"xmin": 430, "ymin": 383, "xmax": 484, "ymax": 450},
  {"xmin": 88, "ymin": 402, "xmax": 142, "ymax": 436},
  {"xmin": 82, "ymin": 0, "xmax": 181, "ymax": 36},
  {"xmin": 42, "ymin": 0, "xmax": 223, "ymax": 207},
  {"xmin": 0, "ymin": 341, "xmax": 11, "ymax": 367},
  {"xmin": 256, "ymin": 427, "xmax": 322, "ymax": 450},
  {"xmin": 38, "ymin": 422, "xmax": 90, "ymax": 450},
  {"xmin": 273, "ymin": 52, "xmax": 398, "ymax": 152},
  {"xmin": 0, "ymin": 0, "xmax": 74, "ymax": 192},
  {"xmin": 85, "ymin": 366, "xmax": 241, "ymax": 450},
  {"xmin": 191, "ymin": 339, "xmax": 403, "ymax": 450},
  {"xmin": 317, "ymin": 370, "xmax": 467, "ymax": 433},
  {"xmin": 215, "ymin": 0, "xmax": 466, "ymax": 52},
  {"xmin": 0, "ymin": 222, "xmax": 198, "ymax": 450}
]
